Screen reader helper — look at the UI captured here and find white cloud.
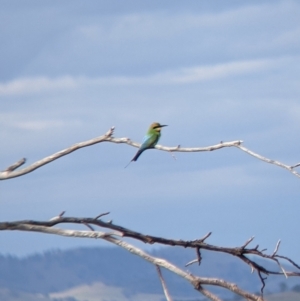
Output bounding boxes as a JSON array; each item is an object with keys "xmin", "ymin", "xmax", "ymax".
[
  {"xmin": 77, "ymin": 2, "xmax": 299, "ymax": 42},
  {"xmin": 153, "ymin": 59, "xmax": 277, "ymax": 84},
  {"xmin": 0, "ymin": 76, "xmax": 77, "ymax": 95},
  {"xmin": 0, "ymin": 58, "xmax": 281, "ymax": 96},
  {"xmin": 13, "ymin": 120, "xmax": 78, "ymax": 131},
  {"xmin": 0, "ymin": 112, "xmax": 82, "ymax": 131}
]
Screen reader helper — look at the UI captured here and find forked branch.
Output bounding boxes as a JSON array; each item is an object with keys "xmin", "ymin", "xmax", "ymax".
[
  {"xmin": 0, "ymin": 212, "xmax": 299, "ymax": 300},
  {"xmin": 156, "ymin": 265, "xmax": 174, "ymax": 301},
  {"xmin": 0, "ymin": 216, "xmax": 264, "ymax": 301},
  {"xmin": 1, "ymin": 126, "xmax": 299, "ymax": 180}
]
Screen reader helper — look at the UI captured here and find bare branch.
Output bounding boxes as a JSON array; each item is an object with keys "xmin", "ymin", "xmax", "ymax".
[
  {"xmin": 0, "ymin": 127, "xmax": 241, "ymax": 180},
  {"xmin": 196, "ymin": 247, "xmax": 202, "ymax": 265},
  {"xmin": 1, "ymin": 215, "xmax": 299, "ymax": 298},
  {"xmin": 49, "ymin": 211, "xmax": 66, "ymax": 221},
  {"xmin": 3, "ymin": 216, "xmax": 300, "ymax": 277},
  {"xmin": 185, "ymin": 259, "xmax": 199, "ymax": 267},
  {"xmin": 275, "ymin": 255, "xmax": 300, "ymax": 270},
  {"xmin": 236, "ymin": 144, "xmax": 300, "ymax": 178},
  {"xmin": 6, "ymin": 223, "xmax": 116, "ymax": 239},
  {"xmin": 242, "ymin": 236, "xmax": 255, "ymax": 249},
  {"xmin": 1, "ymin": 220, "xmax": 266, "ymax": 300},
  {"xmin": 83, "ymin": 223, "xmax": 95, "ymax": 231},
  {"xmin": 156, "ymin": 265, "xmax": 173, "ymax": 301},
  {"xmin": 1, "ymin": 126, "xmax": 300, "ymax": 179},
  {"xmin": 185, "ymin": 247, "xmax": 202, "ymax": 267},
  {"xmin": 95, "ymin": 212, "xmax": 110, "ymax": 219},
  {"xmin": 272, "ymin": 240, "xmax": 281, "ymax": 257},
  {"xmin": 0, "ymin": 127, "xmax": 115, "ymax": 180},
  {"xmin": 258, "ymin": 272, "xmax": 266, "ymax": 294},
  {"xmin": 291, "ymin": 162, "xmax": 300, "ymax": 169},
  {"xmin": 92, "ymin": 229, "xmax": 265, "ymax": 301},
  {"xmin": 3, "ymin": 158, "xmax": 26, "ymax": 172},
  {"xmin": 274, "ymin": 258, "xmax": 288, "ymax": 279},
  {"xmin": 193, "ymin": 232, "xmax": 212, "ymax": 243},
  {"xmin": 195, "ymin": 285, "xmax": 223, "ymax": 301}
]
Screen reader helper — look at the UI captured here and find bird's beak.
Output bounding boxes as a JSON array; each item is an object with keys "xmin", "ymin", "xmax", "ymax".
[{"xmin": 160, "ymin": 125, "xmax": 168, "ymax": 128}]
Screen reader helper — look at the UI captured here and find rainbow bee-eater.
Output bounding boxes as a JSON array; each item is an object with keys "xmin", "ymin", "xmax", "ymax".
[{"xmin": 125, "ymin": 122, "xmax": 167, "ymax": 168}]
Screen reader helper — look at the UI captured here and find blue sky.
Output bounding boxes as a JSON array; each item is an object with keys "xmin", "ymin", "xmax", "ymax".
[{"xmin": 1, "ymin": 0, "xmax": 300, "ymax": 264}]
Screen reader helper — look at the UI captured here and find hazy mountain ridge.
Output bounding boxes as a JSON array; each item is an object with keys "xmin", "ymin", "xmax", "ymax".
[{"xmin": 0, "ymin": 246, "xmax": 299, "ymax": 300}]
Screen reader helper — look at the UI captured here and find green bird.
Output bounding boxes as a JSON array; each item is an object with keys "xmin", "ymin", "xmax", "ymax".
[{"xmin": 125, "ymin": 122, "xmax": 167, "ymax": 167}]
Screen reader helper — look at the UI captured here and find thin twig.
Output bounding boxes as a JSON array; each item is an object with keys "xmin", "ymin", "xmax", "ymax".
[
  {"xmin": 83, "ymin": 223, "xmax": 94, "ymax": 231},
  {"xmin": 156, "ymin": 265, "xmax": 173, "ymax": 301},
  {"xmin": 193, "ymin": 232, "xmax": 212, "ymax": 243},
  {"xmin": 49, "ymin": 211, "xmax": 65, "ymax": 221},
  {"xmin": 196, "ymin": 247, "xmax": 202, "ymax": 265},
  {"xmin": 3, "ymin": 158, "xmax": 26, "ymax": 172},
  {"xmin": 236, "ymin": 145, "xmax": 300, "ymax": 178},
  {"xmin": 95, "ymin": 212, "xmax": 110, "ymax": 220},
  {"xmin": 185, "ymin": 259, "xmax": 199, "ymax": 267},
  {"xmin": 242, "ymin": 236, "xmax": 255, "ymax": 249},
  {"xmin": 275, "ymin": 255, "xmax": 300, "ymax": 270},
  {"xmin": 291, "ymin": 162, "xmax": 300, "ymax": 169},
  {"xmin": 258, "ymin": 271, "xmax": 266, "ymax": 295},
  {"xmin": 273, "ymin": 258, "xmax": 288, "ymax": 279},
  {"xmin": 272, "ymin": 240, "xmax": 281, "ymax": 257}
]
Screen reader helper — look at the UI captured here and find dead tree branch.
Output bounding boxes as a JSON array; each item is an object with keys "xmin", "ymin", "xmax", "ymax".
[
  {"xmin": 1, "ymin": 213, "xmax": 299, "ymax": 300},
  {"xmin": 156, "ymin": 265, "xmax": 174, "ymax": 301},
  {"xmin": 3, "ymin": 158, "xmax": 26, "ymax": 172},
  {"xmin": 236, "ymin": 145, "xmax": 300, "ymax": 178},
  {"xmin": 0, "ymin": 217, "xmax": 266, "ymax": 301},
  {"xmin": 1, "ymin": 126, "xmax": 299, "ymax": 180}
]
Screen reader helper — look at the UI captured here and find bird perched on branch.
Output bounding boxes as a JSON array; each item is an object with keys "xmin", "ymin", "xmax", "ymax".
[{"xmin": 125, "ymin": 122, "xmax": 167, "ymax": 168}]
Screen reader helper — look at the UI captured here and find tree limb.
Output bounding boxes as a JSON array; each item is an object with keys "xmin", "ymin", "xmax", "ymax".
[
  {"xmin": 1, "ymin": 126, "xmax": 299, "ymax": 180},
  {"xmin": 3, "ymin": 158, "xmax": 26, "ymax": 172},
  {"xmin": 156, "ymin": 265, "xmax": 173, "ymax": 301},
  {"xmin": 0, "ymin": 220, "xmax": 265, "ymax": 301},
  {"xmin": 236, "ymin": 145, "xmax": 300, "ymax": 178},
  {"xmin": 1, "ymin": 213, "xmax": 299, "ymax": 298}
]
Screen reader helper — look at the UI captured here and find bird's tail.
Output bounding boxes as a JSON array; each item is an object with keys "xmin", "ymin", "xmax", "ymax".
[
  {"xmin": 131, "ymin": 149, "xmax": 144, "ymax": 161},
  {"xmin": 124, "ymin": 149, "xmax": 145, "ymax": 168}
]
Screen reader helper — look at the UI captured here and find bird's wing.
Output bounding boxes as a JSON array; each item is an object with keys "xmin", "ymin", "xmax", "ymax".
[{"xmin": 140, "ymin": 133, "xmax": 158, "ymax": 150}]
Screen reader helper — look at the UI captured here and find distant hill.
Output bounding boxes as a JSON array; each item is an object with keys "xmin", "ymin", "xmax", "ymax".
[
  {"xmin": 0, "ymin": 246, "xmax": 299, "ymax": 300},
  {"xmin": 1, "ymin": 284, "xmax": 300, "ymax": 301}
]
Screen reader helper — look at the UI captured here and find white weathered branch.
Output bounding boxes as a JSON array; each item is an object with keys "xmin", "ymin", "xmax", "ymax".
[
  {"xmin": 1, "ymin": 127, "xmax": 116, "ymax": 180},
  {"xmin": 1, "ymin": 126, "xmax": 299, "ymax": 180},
  {"xmin": 3, "ymin": 214, "xmax": 300, "ymax": 299},
  {"xmin": 3, "ymin": 215, "xmax": 300, "ymax": 278},
  {"xmin": 156, "ymin": 265, "xmax": 174, "ymax": 301},
  {"xmin": 5, "ymin": 223, "xmax": 263, "ymax": 301},
  {"xmin": 236, "ymin": 145, "xmax": 300, "ymax": 178},
  {"xmin": 196, "ymin": 286, "xmax": 223, "ymax": 301},
  {"xmin": 8, "ymin": 223, "xmax": 122, "ymax": 239}
]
